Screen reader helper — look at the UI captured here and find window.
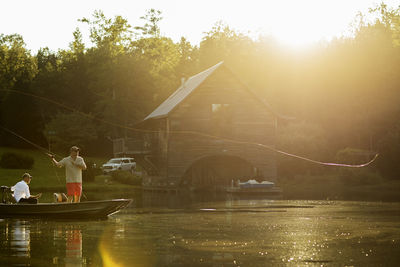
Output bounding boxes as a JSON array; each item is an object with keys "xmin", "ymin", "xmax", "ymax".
[
  {"xmin": 211, "ymin": 103, "xmax": 232, "ymax": 136},
  {"xmin": 212, "ymin": 104, "xmax": 230, "ymax": 113}
]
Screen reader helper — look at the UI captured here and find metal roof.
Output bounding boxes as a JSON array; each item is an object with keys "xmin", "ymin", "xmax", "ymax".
[
  {"xmin": 144, "ymin": 61, "xmax": 224, "ymax": 120},
  {"xmin": 143, "ymin": 61, "xmax": 292, "ymax": 121}
]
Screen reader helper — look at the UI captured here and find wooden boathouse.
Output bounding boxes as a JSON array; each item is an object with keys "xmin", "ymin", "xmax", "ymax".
[{"xmin": 113, "ymin": 62, "xmax": 286, "ymax": 190}]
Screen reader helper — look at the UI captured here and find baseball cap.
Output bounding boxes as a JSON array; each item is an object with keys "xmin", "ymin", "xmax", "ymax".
[
  {"xmin": 70, "ymin": 146, "xmax": 80, "ymax": 152},
  {"xmin": 22, "ymin": 173, "xmax": 32, "ymax": 179}
]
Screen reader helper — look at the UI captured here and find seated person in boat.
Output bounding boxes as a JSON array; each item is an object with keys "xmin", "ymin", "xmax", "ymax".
[{"xmin": 11, "ymin": 173, "xmax": 42, "ymax": 204}]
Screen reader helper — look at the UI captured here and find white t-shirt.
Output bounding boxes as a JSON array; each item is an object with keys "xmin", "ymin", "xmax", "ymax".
[
  {"xmin": 12, "ymin": 180, "xmax": 31, "ymax": 202},
  {"xmin": 58, "ymin": 156, "xmax": 86, "ymax": 183}
]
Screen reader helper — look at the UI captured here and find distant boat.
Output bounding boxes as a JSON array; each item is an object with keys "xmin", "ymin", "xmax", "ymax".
[
  {"xmin": 0, "ymin": 199, "xmax": 132, "ymax": 219},
  {"xmin": 239, "ymin": 179, "xmax": 275, "ymax": 188},
  {"xmin": 226, "ymin": 179, "xmax": 282, "ymax": 194}
]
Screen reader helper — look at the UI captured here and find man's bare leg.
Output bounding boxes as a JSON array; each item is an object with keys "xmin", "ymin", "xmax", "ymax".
[
  {"xmin": 73, "ymin": 195, "xmax": 81, "ymax": 203},
  {"xmin": 67, "ymin": 195, "xmax": 73, "ymax": 203}
]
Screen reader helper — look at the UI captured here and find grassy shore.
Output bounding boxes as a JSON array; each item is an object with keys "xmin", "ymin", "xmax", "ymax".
[{"xmin": 0, "ymin": 147, "xmax": 138, "ymax": 194}]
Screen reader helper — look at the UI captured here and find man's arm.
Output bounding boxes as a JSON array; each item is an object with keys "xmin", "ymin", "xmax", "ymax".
[
  {"xmin": 73, "ymin": 157, "xmax": 87, "ymax": 170},
  {"xmin": 30, "ymin": 193, "xmax": 42, "ymax": 199},
  {"xmin": 48, "ymin": 153, "xmax": 63, "ymax": 168},
  {"xmin": 24, "ymin": 183, "xmax": 31, "ymax": 199}
]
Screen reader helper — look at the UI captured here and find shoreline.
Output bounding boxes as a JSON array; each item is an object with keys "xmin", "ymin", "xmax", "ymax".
[{"xmin": 29, "ymin": 182, "xmax": 400, "ymax": 203}]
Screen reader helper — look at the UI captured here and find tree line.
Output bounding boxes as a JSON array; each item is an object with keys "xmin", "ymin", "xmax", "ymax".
[{"xmin": 1, "ymin": 4, "xmax": 400, "ymax": 179}]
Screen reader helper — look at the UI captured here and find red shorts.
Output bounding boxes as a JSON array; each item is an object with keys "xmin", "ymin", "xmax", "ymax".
[{"xmin": 66, "ymin": 183, "xmax": 82, "ymax": 196}]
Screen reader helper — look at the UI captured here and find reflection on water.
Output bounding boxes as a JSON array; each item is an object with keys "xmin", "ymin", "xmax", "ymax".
[
  {"xmin": 0, "ymin": 220, "xmax": 31, "ymax": 266},
  {"xmin": 65, "ymin": 228, "xmax": 83, "ymax": 266},
  {"xmin": 1, "ymin": 219, "xmax": 86, "ymax": 266},
  {"xmin": 1, "ymin": 193, "xmax": 400, "ymax": 266},
  {"xmin": 10, "ymin": 220, "xmax": 30, "ymax": 259}
]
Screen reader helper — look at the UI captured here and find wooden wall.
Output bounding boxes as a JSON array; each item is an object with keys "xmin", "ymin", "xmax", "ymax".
[{"xmin": 162, "ymin": 66, "xmax": 277, "ymax": 185}]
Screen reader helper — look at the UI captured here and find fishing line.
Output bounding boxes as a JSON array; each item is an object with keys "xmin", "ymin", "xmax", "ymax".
[
  {"xmin": 0, "ymin": 124, "xmax": 89, "ymax": 200},
  {"xmin": 0, "ymin": 124, "xmax": 63, "ymax": 184},
  {"xmin": 0, "ymin": 124, "xmax": 54, "ymax": 155},
  {"xmin": 0, "ymin": 89, "xmax": 379, "ymax": 168}
]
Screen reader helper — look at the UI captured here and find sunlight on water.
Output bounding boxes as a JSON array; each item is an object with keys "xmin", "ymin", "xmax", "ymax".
[
  {"xmin": 0, "ymin": 195, "xmax": 399, "ymax": 266},
  {"xmin": 99, "ymin": 240, "xmax": 124, "ymax": 267}
]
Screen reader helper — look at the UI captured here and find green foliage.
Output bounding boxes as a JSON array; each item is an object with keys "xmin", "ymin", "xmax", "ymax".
[
  {"xmin": 111, "ymin": 170, "xmax": 142, "ymax": 185},
  {"xmin": 134, "ymin": 9, "xmax": 162, "ymax": 37},
  {"xmin": 199, "ymin": 21, "xmax": 252, "ymax": 68},
  {"xmin": 368, "ymin": 3, "xmax": 400, "ymax": 47},
  {"xmin": 79, "ymin": 10, "xmax": 132, "ymax": 55},
  {"xmin": 0, "ymin": 34, "xmax": 37, "ymax": 89},
  {"xmin": 376, "ymin": 123, "xmax": 400, "ymax": 178},
  {"xmin": 0, "ymin": 152, "xmax": 34, "ymax": 169},
  {"xmin": 44, "ymin": 112, "xmax": 97, "ymax": 153},
  {"xmin": 175, "ymin": 37, "xmax": 199, "ymax": 78},
  {"xmin": 131, "ymin": 36, "xmax": 181, "ymax": 101},
  {"xmin": 69, "ymin": 28, "xmax": 85, "ymax": 56},
  {"xmin": 0, "ymin": 34, "xmax": 42, "ymax": 148}
]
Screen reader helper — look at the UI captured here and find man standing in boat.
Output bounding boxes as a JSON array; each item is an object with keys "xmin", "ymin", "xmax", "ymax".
[
  {"xmin": 12, "ymin": 173, "xmax": 42, "ymax": 204},
  {"xmin": 49, "ymin": 146, "xmax": 87, "ymax": 203}
]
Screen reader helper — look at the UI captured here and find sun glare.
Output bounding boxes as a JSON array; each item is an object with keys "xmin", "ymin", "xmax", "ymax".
[
  {"xmin": 271, "ymin": 27, "xmax": 326, "ymax": 48},
  {"xmin": 1, "ymin": 0, "xmax": 398, "ymax": 52},
  {"xmin": 253, "ymin": 0, "xmax": 355, "ymax": 48}
]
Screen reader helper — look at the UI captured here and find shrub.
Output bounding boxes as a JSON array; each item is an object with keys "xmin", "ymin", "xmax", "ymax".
[
  {"xmin": 376, "ymin": 124, "xmax": 400, "ymax": 179},
  {"xmin": 82, "ymin": 161, "xmax": 102, "ymax": 182},
  {"xmin": 338, "ymin": 168, "xmax": 383, "ymax": 186},
  {"xmin": 111, "ymin": 170, "xmax": 142, "ymax": 185},
  {"xmin": 0, "ymin": 152, "xmax": 34, "ymax": 169}
]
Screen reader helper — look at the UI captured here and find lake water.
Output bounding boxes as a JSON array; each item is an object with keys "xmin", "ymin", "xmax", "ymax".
[{"xmin": 1, "ymin": 193, "xmax": 399, "ymax": 266}]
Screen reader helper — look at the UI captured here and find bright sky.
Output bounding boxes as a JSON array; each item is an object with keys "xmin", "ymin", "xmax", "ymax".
[{"xmin": 1, "ymin": 0, "xmax": 399, "ymax": 52}]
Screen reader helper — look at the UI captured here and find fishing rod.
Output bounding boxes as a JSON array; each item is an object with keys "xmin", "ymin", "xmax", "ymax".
[
  {"xmin": 0, "ymin": 89, "xmax": 379, "ymax": 168},
  {"xmin": 0, "ymin": 124, "xmax": 64, "ymax": 166},
  {"xmin": 0, "ymin": 124, "xmax": 56, "ymax": 156},
  {"xmin": 0, "ymin": 124, "xmax": 88, "ymax": 200},
  {"xmin": 0, "ymin": 124, "xmax": 62, "ymax": 180}
]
